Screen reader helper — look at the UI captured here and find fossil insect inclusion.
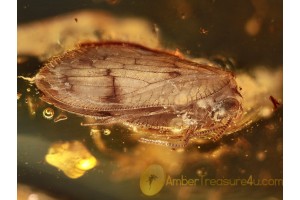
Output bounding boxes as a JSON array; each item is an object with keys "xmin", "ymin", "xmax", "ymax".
[{"xmin": 35, "ymin": 42, "xmax": 243, "ymax": 148}]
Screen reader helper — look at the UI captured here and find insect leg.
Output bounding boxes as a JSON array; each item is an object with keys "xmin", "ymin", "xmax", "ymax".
[
  {"xmin": 188, "ymin": 118, "xmax": 233, "ymax": 142},
  {"xmin": 80, "ymin": 116, "xmax": 114, "ymax": 126},
  {"xmin": 138, "ymin": 127, "xmax": 196, "ymax": 149},
  {"xmin": 212, "ymin": 118, "xmax": 232, "ymax": 141}
]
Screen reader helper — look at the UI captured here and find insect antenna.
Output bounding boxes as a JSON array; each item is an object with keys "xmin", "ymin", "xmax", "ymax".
[{"xmin": 138, "ymin": 138, "xmax": 188, "ymax": 149}]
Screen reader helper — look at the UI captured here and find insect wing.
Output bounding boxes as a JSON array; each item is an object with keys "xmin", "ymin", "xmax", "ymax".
[{"xmin": 35, "ymin": 43, "xmax": 230, "ymax": 118}]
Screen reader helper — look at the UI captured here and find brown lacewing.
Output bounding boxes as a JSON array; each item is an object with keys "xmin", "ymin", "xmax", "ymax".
[{"xmin": 35, "ymin": 42, "xmax": 243, "ymax": 148}]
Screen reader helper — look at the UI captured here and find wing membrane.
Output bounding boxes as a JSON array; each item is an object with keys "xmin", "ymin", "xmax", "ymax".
[{"xmin": 35, "ymin": 43, "xmax": 231, "ymax": 115}]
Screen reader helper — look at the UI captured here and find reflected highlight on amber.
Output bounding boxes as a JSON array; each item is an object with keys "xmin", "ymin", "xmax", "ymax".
[{"xmin": 45, "ymin": 141, "xmax": 97, "ymax": 179}]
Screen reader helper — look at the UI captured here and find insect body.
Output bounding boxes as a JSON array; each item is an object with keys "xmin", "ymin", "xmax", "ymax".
[{"xmin": 35, "ymin": 42, "xmax": 242, "ymax": 148}]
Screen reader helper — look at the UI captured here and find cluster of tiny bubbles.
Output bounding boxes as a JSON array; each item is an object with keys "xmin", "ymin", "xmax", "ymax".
[
  {"xmin": 102, "ymin": 129, "xmax": 111, "ymax": 136},
  {"xmin": 43, "ymin": 107, "xmax": 55, "ymax": 120}
]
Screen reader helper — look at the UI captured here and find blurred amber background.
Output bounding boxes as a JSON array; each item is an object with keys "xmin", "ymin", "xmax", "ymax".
[{"xmin": 18, "ymin": 0, "xmax": 282, "ymax": 200}]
